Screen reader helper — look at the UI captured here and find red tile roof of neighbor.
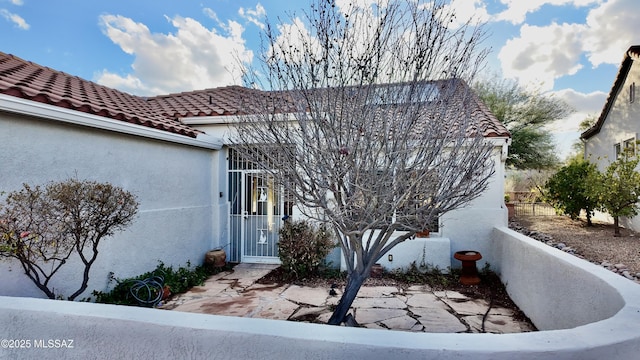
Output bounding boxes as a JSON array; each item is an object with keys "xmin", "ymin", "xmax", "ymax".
[
  {"xmin": 582, "ymin": 45, "xmax": 640, "ymax": 140},
  {"xmin": 0, "ymin": 51, "xmax": 509, "ymax": 139}
]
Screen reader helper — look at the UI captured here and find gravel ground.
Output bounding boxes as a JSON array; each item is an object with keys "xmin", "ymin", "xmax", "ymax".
[{"xmin": 513, "ymin": 215, "xmax": 640, "ymax": 276}]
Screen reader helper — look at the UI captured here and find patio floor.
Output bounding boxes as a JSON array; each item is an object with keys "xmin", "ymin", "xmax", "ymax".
[{"xmin": 161, "ymin": 263, "xmax": 535, "ymax": 333}]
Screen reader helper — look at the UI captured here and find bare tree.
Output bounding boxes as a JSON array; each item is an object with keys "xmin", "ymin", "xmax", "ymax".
[
  {"xmin": 232, "ymin": 0, "xmax": 496, "ymax": 325},
  {"xmin": 0, "ymin": 179, "xmax": 138, "ymax": 300},
  {"xmin": 474, "ymin": 77, "xmax": 573, "ymax": 169}
]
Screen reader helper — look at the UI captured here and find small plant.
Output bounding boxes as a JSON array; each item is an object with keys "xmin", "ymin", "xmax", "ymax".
[
  {"xmin": 278, "ymin": 220, "xmax": 335, "ymax": 279},
  {"xmin": 480, "ymin": 262, "xmax": 492, "ymax": 278},
  {"xmin": 388, "ymin": 263, "xmax": 459, "ymax": 289},
  {"xmin": 93, "ymin": 261, "xmax": 218, "ymax": 306}
]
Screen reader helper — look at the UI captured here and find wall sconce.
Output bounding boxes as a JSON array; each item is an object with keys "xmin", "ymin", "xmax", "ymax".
[{"xmin": 388, "ymin": 254, "xmax": 393, "ymax": 262}]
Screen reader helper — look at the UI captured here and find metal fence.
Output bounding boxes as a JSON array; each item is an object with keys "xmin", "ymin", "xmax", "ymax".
[{"xmin": 513, "ymin": 202, "xmax": 557, "ymax": 216}]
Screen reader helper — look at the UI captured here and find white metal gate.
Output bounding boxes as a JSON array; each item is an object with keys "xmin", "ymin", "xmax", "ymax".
[{"xmin": 228, "ymin": 149, "xmax": 288, "ymax": 263}]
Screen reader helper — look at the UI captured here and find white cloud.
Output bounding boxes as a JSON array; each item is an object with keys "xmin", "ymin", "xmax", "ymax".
[
  {"xmin": 270, "ymin": 17, "xmax": 322, "ymax": 67},
  {"xmin": 202, "ymin": 8, "xmax": 221, "ymax": 24},
  {"xmin": 495, "ymin": 0, "xmax": 640, "ymax": 91},
  {"xmin": 238, "ymin": 3, "xmax": 266, "ymax": 29},
  {"xmin": 0, "ymin": 9, "xmax": 28, "ymax": 29},
  {"xmin": 9, "ymin": 0, "xmax": 24, "ymax": 5},
  {"xmin": 545, "ymin": 88, "xmax": 607, "ymax": 159},
  {"xmin": 498, "ymin": 22, "xmax": 584, "ymax": 91},
  {"xmin": 494, "ymin": 0, "xmax": 601, "ymax": 25},
  {"xmin": 554, "ymin": 88, "xmax": 607, "ymax": 114},
  {"xmin": 97, "ymin": 14, "xmax": 253, "ymax": 96},
  {"xmin": 583, "ymin": 0, "xmax": 640, "ymax": 67},
  {"xmin": 335, "ymin": 0, "xmax": 381, "ymax": 10},
  {"xmin": 440, "ymin": 0, "xmax": 491, "ymax": 28},
  {"xmin": 548, "ymin": 88, "xmax": 606, "ymax": 132}
]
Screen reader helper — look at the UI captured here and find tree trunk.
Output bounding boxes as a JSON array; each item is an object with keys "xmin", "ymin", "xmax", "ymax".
[
  {"xmin": 614, "ymin": 216, "xmax": 621, "ymax": 237},
  {"xmin": 328, "ymin": 272, "xmax": 367, "ymax": 325},
  {"xmin": 586, "ymin": 212, "xmax": 593, "ymax": 226}
]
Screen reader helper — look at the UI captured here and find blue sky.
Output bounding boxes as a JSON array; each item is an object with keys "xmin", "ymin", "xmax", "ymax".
[{"xmin": 2, "ymin": 0, "xmax": 639, "ymax": 159}]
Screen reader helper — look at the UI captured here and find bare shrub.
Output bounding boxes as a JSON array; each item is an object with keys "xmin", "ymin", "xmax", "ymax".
[
  {"xmin": 0, "ymin": 179, "xmax": 138, "ymax": 300},
  {"xmin": 278, "ymin": 220, "xmax": 334, "ymax": 279}
]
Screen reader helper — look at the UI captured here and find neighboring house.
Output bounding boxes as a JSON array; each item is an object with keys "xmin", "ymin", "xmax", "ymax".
[
  {"xmin": 582, "ymin": 45, "xmax": 640, "ymax": 231},
  {"xmin": 0, "ymin": 51, "xmax": 510, "ymax": 298}
]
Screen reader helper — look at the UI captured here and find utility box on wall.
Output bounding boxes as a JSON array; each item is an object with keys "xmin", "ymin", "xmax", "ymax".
[{"xmin": 339, "ymin": 236, "xmax": 451, "ymax": 273}]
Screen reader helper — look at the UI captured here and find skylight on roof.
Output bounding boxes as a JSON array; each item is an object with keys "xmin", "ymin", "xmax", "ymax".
[{"xmin": 367, "ymin": 83, "xmax": 439, "ymax": 105}]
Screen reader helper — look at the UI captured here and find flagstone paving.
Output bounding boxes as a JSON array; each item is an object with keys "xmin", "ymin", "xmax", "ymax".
[{"xmin": 161, "ymin": 263, "xmax": 536, "ymax": 334}]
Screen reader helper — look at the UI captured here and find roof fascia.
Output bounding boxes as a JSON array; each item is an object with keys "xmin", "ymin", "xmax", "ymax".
[
  {"xmin": 0, "ymin": 94, "xmax": 222, "ymax": 150},
  {"xmin": 486, "ymin": 136, "xmax": 511, "ymax": 161}
]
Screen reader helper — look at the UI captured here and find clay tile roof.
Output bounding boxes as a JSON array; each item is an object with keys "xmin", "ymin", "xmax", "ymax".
[
  {"xmin": 334, "ymin": 79, "xmax": 510, "ymax": 138},
  {"xmin": 0, "ymin": 52, "xmax": 200, "ymax": 138},
  {"xmin": 454, "ymin": 79, "xmax": 510, "ymax": 138},
  {"xmin": 146, "ymin": 85, "xmax": 300, "ymax": 117},
  {"xmin": 1, "ymin": 51, "xmax": 507, "ymax": 141},
  {"xmin": 424, "ymin": 79, "xmax": 511, "ymax": 138}
]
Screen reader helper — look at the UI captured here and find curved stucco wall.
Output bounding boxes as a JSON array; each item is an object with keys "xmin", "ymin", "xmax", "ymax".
[
  {"xmin": 2, "ymin": 226, "xmax": 640, "ymax": 359},
  {"xmin": 0, "ymin": 111, "xmax": 225, "ymax": 299},
  {"xmin": 491, "ymin": 227, "xmax": 627, "ymax": 330}
]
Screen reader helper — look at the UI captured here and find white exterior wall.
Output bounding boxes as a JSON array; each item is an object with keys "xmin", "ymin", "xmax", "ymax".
[
  {"xmin": 585, "ymin": 60, "xmax": 640, "ymax": 231},
  {"xmin": 3, "ymin": 227, "xmax": 640, "ymax": 359},
  {"xmin": 0, "ymin": 105, "xmax": 225, "ymax": 299},
  {"xmin": 441, "ymin": 145, "xmax": 508, "ymax": 269},
  {"xmin": 352, "ymin": 143, "xmax": 509, "ymax": 272},
  {"xmin": 194, "ymin": 119, "xmax": 509, "ymax": 270}
]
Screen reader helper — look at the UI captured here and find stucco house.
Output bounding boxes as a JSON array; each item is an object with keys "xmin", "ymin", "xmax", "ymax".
[
  {"xmin": 582, "ymin": 45, "xmax": 640, "ymax": 231},
  {"xmin": 0, "ymin": 51, "xmax": 510, "ymax": 299}
]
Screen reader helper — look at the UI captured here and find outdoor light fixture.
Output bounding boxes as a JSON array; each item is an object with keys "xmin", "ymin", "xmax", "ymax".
[{"xmin": 388, "ymin": 254, "xmax": 393, "ymax": 262}]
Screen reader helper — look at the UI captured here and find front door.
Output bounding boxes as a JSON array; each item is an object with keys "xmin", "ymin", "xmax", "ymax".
[
  {"xmin": 240, "ymin": 172, "xmax": 281, "ymax": 262},
  {"xmin": 229, "ymin": 149, "xmax": 286, "ymax": 263}
]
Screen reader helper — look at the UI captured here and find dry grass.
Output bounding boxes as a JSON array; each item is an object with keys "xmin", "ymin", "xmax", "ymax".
[{"xmin": 515, "ymin": 215, "xmax": 640, "ymax": 275}]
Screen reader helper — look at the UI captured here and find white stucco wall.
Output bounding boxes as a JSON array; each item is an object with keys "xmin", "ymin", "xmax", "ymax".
[
  {"xmin": 194, "ymin": 119, "xmax": 510, "ymax": 270},
  {"xmin": 0, "ymin": 106, "xmax": 225, "ymax": 299},
  {"xmin": 2, "ymin": 227, "xmax": 640, "ymax": 359},
  {"xmin": 492, "ymin": 227, "xmax": 626, "ymax": 330},
  {"xmin": 441, "ymin": 146, "xmax": 508, "ymax": 269},
  {"xmin": 585, "ymin": 60, "xmax": 640, "ymax": 231}
]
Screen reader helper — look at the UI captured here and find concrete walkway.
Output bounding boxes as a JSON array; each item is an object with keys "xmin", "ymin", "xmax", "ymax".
[{"xmin": 161, "ymin": 263, "xmax": 534, "ymax": 333}]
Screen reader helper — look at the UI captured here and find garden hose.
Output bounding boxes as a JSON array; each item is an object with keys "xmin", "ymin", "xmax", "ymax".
[{"xmin": 128, "ymin": 275, "xmax": 165, "ymax": 307}]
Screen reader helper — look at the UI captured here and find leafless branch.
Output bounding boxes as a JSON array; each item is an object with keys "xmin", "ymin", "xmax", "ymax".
[{"xmin": 230, "ymin": 0, "xmax": 495, "ymax": 325}]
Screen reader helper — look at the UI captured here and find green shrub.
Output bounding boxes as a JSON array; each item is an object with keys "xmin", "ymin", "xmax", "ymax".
[
  {"xmin": 93, "ymin": 261, "xmax": 215, "ymax": 306},
  {"xmin": 590, "ymin": 148, "xmax": 640, "ymax": 236},
  {"xmin": 545, "ymin": 159, "xmax": 600, "ymax": 225},
  {"xmin": 278, "ymin": 220, "xmax": 334, "ymax": 279}
]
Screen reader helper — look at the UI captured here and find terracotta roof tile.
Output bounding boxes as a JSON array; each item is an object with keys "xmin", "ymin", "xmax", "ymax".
[
  {"xmin": 0, "ymin": 51, "xmax": 508, "ymax": 140},
  {"xmin": 0, "ymin": 52, "xmax": 199, "ymax": 138},
  {"xmin": 146, "ymin": 85, "xmax": 299, "ymax": 118}
]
